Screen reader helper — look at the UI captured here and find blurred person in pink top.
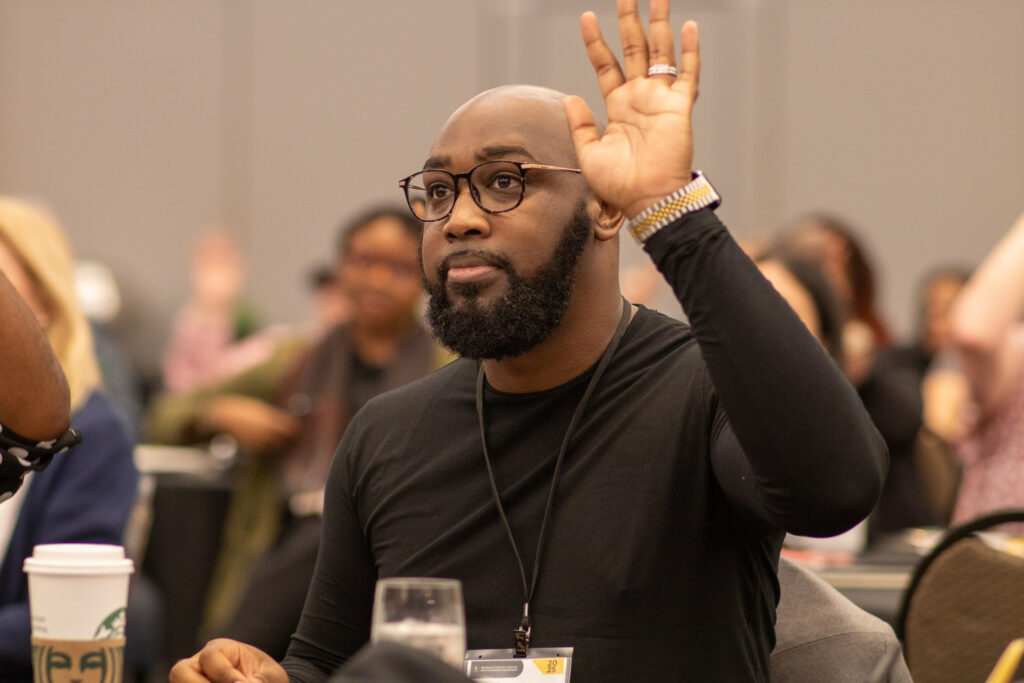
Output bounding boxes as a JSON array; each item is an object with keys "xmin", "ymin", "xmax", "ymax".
[
  {"xmin": 162, "ymin": 228, "xmax": 285, "ymax": 392},
  {"xmin": 948, "ymin": 211, "xmax": 1024, "ymax": 523}
]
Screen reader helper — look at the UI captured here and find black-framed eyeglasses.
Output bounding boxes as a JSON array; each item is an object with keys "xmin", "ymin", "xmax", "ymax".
[{"xmin": 398, "ymin": 160, "xmax": 582, "ymax": 222}]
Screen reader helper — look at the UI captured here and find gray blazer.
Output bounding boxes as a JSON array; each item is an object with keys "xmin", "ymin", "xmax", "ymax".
[{"xmin": 771, "ymin": 556, "xmax": 912, "ymax": 682}]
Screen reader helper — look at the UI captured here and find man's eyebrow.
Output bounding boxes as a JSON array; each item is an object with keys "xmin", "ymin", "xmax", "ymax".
[
  {"xmin": 420, "ymin": 146, "xmax": 535, "ymax": 170},
  {"xmin": 478, "ymin": 145, "xmax": 535, "ymax": 161},
  {"xmin": 421, "ymin": 155, "xmax": 449, "ymax": 170}
]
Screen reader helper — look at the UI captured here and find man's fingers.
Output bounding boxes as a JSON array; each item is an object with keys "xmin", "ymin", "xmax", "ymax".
[
  {"xmin": 197, "ymin": 642, "xmax": 251, "ymax": 683},
  {"xmin": 581, "ymin": 12, "xmax": 624, "ymax": 99},
  {"xmin": 674, "ymin": 20, "xmax": 701, "ymax": 98},
  {"xmin": 170, "ymin": 639, "xmax": 285, "ymax": 683},
  {"xmin": 169, "ymin": 656, "xmax": 210, "ymax": 683},
  {"xmin": 647, "ymin": 0, "xmax": 676, "ymax": 78},
  {"xmin": 563, "ymin": 96, "xmax": 600, "ymax": 159},
  {"xmin": 616, "ymin": 0, "xmax": 649, "ymax": 80}
]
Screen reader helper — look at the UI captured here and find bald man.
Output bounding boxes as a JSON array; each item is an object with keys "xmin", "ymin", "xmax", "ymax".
[{"xmin": 172, "ymin": 1, "xmax": 886, "ymax": 681}]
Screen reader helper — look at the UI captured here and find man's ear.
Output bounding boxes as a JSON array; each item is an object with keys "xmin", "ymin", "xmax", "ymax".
[{"xmin": 588, "ymin": 196, "xmax": 624, "ymax": 242}]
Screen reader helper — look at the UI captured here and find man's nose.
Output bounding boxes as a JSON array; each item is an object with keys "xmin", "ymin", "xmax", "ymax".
[{"xmin": 442, "ymin": 180, "xmax": 491, "ymax": 241}]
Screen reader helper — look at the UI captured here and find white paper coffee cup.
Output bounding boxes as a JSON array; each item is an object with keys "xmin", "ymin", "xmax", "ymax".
[{"xmin": 23, "ymin": 543, "xmax": 134, "ymax": 640}]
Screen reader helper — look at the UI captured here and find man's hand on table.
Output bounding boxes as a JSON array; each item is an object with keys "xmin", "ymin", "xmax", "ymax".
[
  {"xmin": 201, "ymin": 395, "xmax": 301, "ymax": 453},
  {"xmin": 170, "ymin": 638, "xmax": 287, "ymax": 683}
]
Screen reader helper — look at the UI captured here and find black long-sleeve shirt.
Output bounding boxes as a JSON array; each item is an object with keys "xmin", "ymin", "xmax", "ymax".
[{"xmin": 282, "ymin": 208, "xmax": 887, "ymax": 682}]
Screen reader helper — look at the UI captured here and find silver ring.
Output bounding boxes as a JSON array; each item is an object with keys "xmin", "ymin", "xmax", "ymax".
[{"xmin": 647, "ymin": 64, "xmax": 678, "ymax": 78}]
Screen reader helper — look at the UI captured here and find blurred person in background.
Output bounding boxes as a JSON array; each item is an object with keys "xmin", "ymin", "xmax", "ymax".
[
  {"xmin": 948, "ymin": 211, "xmax": 1024, "ymax": 523},
  {"xmin": 0, "ymin": 197, "xmax": 138, "ymax": 680},
  {"xmin": 893, "ymin": 267, "xmax": 972, "ymax": 379},
  {"xmin": 883, "ymin": 267, "xmax": 972, "ymax": 526},
  {"xmin": 780, "ymin": 213, "xmax": 890, "ymax": 382},
  {"xmin": 779, "ymin": 215, "xmax": 935, "ymax": 537},
  {"xmin": 147, "ymin": 206, "xmax": 449, "ymax": 661},
  {"xmin": 75, "ymin": 259, "xmax": 146, "ymax": 433},
  {"xmin": 307, "ymin": 264, "xmax": 352, "ymax": 338},
  {"xmin": 756, "ymin": 254, "xmax": 845, "ymax": 362},
  {"xmin": 162, "ymin": 227, "xmax": 284, "ymax": 393},
  {"xmin": 902, "ymin": 267, "xmax": 972, "ymax": 443}
]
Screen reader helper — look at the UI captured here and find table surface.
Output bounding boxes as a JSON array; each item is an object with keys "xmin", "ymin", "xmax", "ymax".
[
  {"xmin": 815, "ymin": 567, "xmax": 912, "ymax": 591},
  {"xmin": 134, "ymin": 442, "xmax": 235, "ymax": 477}
]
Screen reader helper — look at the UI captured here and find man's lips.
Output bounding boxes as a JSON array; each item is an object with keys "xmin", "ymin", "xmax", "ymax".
[{"xmin": 442, "ymin": 252, "xmax": 505, "ymax": 285}]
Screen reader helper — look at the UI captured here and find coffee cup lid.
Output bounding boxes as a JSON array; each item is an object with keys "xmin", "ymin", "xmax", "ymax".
[{"xmin": 24, "ymin": 543, "xmax": 134, "ymax": 575}]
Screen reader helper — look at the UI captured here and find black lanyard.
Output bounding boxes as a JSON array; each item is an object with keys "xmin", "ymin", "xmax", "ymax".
[{"xmin": 475, "ymin": 298, "xmax": 633, "ymax": 656}]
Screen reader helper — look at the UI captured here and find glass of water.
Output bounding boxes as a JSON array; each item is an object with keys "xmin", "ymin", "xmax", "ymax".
[{"xmin": 371, "ymin": 577, "xmax": 467, "ymax": 669}]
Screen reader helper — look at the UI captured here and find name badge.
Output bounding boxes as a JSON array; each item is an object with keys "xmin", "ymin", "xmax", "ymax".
[{"xmin": 465, "ymin": 648, "xmax": 573, "ymax": 682}]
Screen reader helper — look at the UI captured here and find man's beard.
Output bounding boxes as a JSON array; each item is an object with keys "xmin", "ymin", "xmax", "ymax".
[{"xmin": 423, "ymin": 202, "xmax": 592, "ymax": 360}]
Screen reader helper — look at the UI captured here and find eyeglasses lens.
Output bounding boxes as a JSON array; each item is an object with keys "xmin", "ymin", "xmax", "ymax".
[
  {"xmin": 471, "ymin": 162, "xmax": 525, "ymax": 213},
  {"xmin": 405, "ymin": 162, "xmax": 526, "ymax": 220}
]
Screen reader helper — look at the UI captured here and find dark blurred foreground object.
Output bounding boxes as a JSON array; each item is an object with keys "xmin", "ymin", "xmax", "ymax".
[
  {"xmin": 896, "ymin": 509, "xmax": 1024, "ymax": 683},
  {"xmin": 329, "ymin": 642, "xmax": 471, "ymax": 683}
]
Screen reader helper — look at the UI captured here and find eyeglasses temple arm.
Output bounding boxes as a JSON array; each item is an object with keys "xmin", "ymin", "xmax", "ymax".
[{"xmin": 520, "ymin": 163, "xmax": 582, "ymax": 173}]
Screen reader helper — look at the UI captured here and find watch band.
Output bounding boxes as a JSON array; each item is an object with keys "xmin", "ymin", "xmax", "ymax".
[{"xmin": 624, "ymin": 171, "xmax": 721, "ymax": 244}]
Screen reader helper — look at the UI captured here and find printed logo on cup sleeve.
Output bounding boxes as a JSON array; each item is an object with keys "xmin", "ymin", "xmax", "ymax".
[{"xmin": 31, "ymin": 609, "xmax": 128, "ymax": 683}]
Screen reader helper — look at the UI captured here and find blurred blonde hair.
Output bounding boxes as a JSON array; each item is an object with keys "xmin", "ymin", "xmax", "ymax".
[{"xmin": 0, "ymin": 197, "xmax": 101, "ymax": 411}]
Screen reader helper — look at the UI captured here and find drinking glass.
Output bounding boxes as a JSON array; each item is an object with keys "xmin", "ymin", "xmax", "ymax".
[{"xmin": 371, "ymin": 577, "xmax": 467, "ymax": 669}]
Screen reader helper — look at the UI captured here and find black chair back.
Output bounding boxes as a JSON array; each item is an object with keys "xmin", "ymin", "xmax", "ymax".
[{"xmin": 894, "ymin": 509, "xmax": 1024, "ymax": 683}]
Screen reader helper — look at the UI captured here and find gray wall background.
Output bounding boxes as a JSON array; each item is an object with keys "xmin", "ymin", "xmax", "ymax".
[{"xmin": 1, "ymin": 0, "xmax": 1022, "ymax": 377}]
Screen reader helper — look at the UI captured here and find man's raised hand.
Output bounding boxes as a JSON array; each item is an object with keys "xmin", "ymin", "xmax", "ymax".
[{"xmin": 564, "ymin": 0, "xmax": 701, "ymax": 219}]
